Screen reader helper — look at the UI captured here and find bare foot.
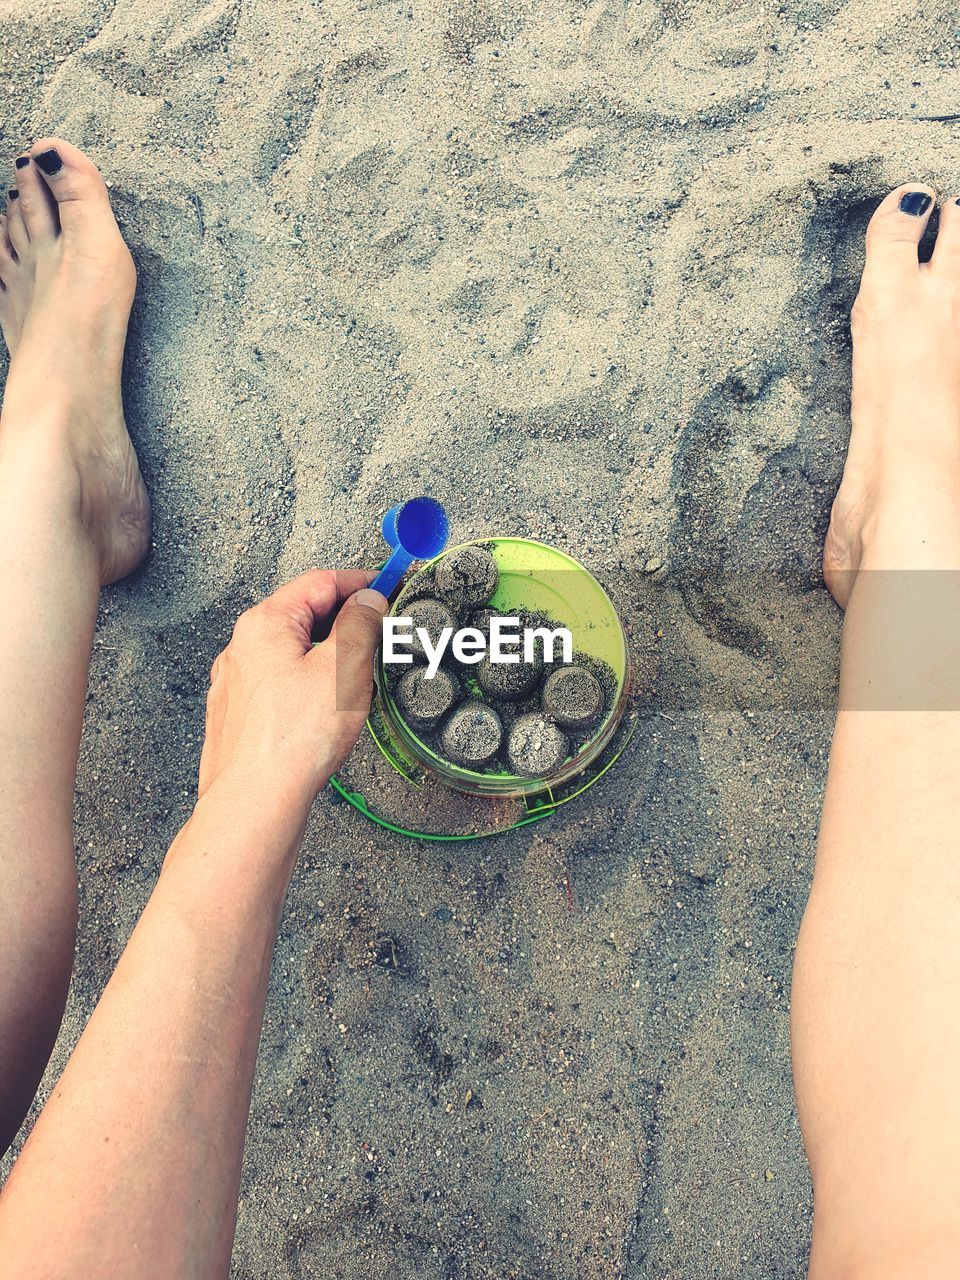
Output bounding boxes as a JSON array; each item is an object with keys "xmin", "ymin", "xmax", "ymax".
[
  {"xmin": 824, "ymin": 182, "xmax": 960, "ymax": 607},
  {"xmin": 0, "ymin": 138, "xmax": 149, "ymax": 585}
]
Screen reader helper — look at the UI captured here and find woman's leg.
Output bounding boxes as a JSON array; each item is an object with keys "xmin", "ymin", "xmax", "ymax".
[
  {"xmin": 0, "ymin": 139, "xmax": 149, "ymax": 1154},
  {"xmin": 793, "ymin": 184, "xmax": 960, "ymax": 1276},
  {"xmin": 0, "ymin": 571, "xmax": 386, "ymax": 1280}
]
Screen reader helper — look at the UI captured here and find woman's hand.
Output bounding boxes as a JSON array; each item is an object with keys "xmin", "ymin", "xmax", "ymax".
[{"xmin": 198, "ymin": 569, "xmax": 388, "ymax": 811}]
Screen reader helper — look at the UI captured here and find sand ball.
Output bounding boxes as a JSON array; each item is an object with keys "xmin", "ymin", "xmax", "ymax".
[
  {"xmin": 477, "ymin": 646, "xmax": 543, "ymax": 701},
  {"xmin": 506, "ymin": 713, "xmax": 569, "ymax": 779},
  {"xmin": 435, "ymin": 545, "xmax": 499, "ymax": 610},
  {"xmin": 542, "ymin": 665, "xmax": 605, "ymax": 730},
  {"xmin": 404, "ymin": 596, "xmax": 457, "ymax": 663},
  {"xmin": 468, "ymin": 608, "xmax": 498, "ymax": 638},
  {"xmin": 439, "ymin": 700, "xmax": 503, "ymax": 768},
  {"xmin": 396, "ymin": 666, "xmax": 460, "ymax": 729}
]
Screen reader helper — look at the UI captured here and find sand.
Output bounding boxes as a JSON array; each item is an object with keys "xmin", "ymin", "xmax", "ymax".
[{"xmin": 3, "ymin": 0, "xmax": 958, "ymax": 1274}]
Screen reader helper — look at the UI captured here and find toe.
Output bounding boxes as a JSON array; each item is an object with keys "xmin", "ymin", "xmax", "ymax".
[
  {"xmin": 5, "ymin": 189, "xmax": 28, "ymax": 258},
  {"xmin": 931, "ymin": 196, "xmax": 960, "ymax": 275},
  {"xmin": 0, "ymin": 213, "xmax": 16, "ymax": 272},
  {"xmin": 13, "ymin": 152, "xmax": 58, "ymax": 242},
  {"xmin": 864, "ymin": 182, "xmax": 936, "ymax": 275},
  {"xmin": 28, "ymin": 138, "xmax": 115, "ymax": 237},
  {"xmin": 0, "ymin": 216, "xmax": 11, "ymax": 288}
]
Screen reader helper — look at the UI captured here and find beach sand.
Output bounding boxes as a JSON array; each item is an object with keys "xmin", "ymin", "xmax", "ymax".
[{"xmin": 2, "ymin": 0, "xmax": 958, "ymax": 1274}]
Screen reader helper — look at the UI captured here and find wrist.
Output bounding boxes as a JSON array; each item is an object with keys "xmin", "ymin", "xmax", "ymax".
[
  {"xmin": 159, "ymin": 780, "xmax": 309, "ymax": 924},
  {"xmin": 162, "ymin": 770, "xmax": 313, "ymax": 895},
  {"xmin": 190, "ymin": 769, "xmax": 318, "ymax": 864},
  {"xmin": 201, "ymin": 765, "xmax": 318, "ymax": 825}
]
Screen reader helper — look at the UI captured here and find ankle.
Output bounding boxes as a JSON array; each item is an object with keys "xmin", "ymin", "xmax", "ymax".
[
  {"xmin": 0, "ymin": 421, "xmax": 82, "ymax": 495},
  {"xmin": 857, "ymin": 476, "xmax": 960, "ymax": 571},
  {"xmin": 0, "ymin": 437, "xmax": 101, "ymax": 583}
]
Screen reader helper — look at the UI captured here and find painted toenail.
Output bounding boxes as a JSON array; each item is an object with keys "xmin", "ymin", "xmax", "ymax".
[
  {"xmin": 899, "ymin": 191, "xmax": 932, "ymax": 216},
  {"xmin": 7, "ymin": 190, "xmax": 16, "ymax": 200},
  {"xmin": 34, "ymin": 149, "xmax": 63, "ymax": 176},
  {"xmin": 14, "ymin": 156, "xmax": 28, "ymax": 169}
]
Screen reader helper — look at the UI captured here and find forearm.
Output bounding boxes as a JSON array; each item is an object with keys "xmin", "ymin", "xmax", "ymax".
[{"xmin": 0, "ymin": 776, "xmax": 311, "ymax": 1280}]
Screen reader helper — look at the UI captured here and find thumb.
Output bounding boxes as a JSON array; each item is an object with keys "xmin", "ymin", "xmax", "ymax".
[{"xmin": 324, "ymin": 587, "xmax": 389, "ymax": 714}]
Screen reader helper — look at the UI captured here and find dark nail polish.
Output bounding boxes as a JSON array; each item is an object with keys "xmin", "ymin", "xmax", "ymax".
[
  {"xmin": 899, "ymin": 191, "xmax": 932, "ymax": 216},
  {"xmin": 14, "ymin": 156, "xmax": 28, "ymax": 169},
  {"xmin": 34, "ymin": 148, "xmax": 62, "ymax": 176},
  {"xmin": 7, "ymin": 190, "xmax": 17, "ymax": 200}
]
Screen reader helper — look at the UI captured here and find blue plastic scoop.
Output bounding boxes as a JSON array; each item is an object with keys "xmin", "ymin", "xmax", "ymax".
[{"xmin": 370, "ymin": 496, "xmax": 449, "ymax": 599}]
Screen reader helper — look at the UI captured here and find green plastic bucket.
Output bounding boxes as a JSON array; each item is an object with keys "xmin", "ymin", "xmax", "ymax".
[{"xmin": 375, "ymin": 538, "xmax": 631, "ymax": 797}]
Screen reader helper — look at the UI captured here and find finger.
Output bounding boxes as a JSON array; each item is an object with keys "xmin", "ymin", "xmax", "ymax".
[
  {"xmin": 259, "ymin": 568, "xmax": 378, "ymax": 642},
  {"xmin": 233, "ymin": 569, "xmax": 377, "ymax": 655},
  {"xmin": 318, "ymin": 587, "xmax": 389, "ymax": 714}
]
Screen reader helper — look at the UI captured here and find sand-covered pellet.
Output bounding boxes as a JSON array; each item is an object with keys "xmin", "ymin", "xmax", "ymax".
[
  {"xmin": 506, "ymin": 713, "xmax": 569, "ymax": 778},
  {"xmin": 404, "ymin": 596, "xmax": 456, "ymax": 663},
  {"xmin": 395, "ymin": 666, "xmax": 459, "ymax": 729},
  {"xmin": 542, "ymin": 665, "xmax": 605, "ymax": 730},
  {"xmin": 468, "ymin": 608, "xmax": 497, "ymax": 638},
  {"xmin": 439, "ymin": 701, "xmax": 503, "ymax": 768},
  {"xmin": 434, "ymin": 544, "xmax": 499, "ymax": 609},
  {"xmin": 477, "ymin": 649, "xmax": 543, "ymax": 701}
]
